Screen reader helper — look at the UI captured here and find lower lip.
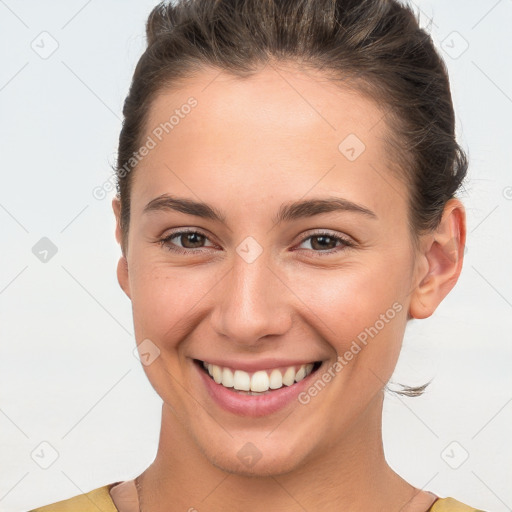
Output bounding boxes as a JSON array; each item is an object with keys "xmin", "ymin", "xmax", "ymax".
[{"xmin": 195, "ymin": 361, "xmax": 321, "ymax": 417}]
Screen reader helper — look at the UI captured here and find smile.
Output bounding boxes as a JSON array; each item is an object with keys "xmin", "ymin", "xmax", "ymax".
[{"xmin": 198, "ymin": 360, "xmax": 321, "ymax": 394}]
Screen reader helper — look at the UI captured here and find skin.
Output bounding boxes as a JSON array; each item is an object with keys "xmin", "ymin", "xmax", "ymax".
[{"xmin": 112, "ymin": 63, "xmax": 466, "ymax": 511}]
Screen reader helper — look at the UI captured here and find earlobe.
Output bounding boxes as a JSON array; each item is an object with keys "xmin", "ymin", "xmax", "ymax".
[
  {"xmin": 409, "ymin": 199, "xmax": 466, "ymax": 320},
  {"xmin": 116, "ymin": 255, "xmax": 131, "ymax": 299}
]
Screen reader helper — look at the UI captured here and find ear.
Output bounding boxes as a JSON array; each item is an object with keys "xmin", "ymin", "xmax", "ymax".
[
  {"xmin": 409, "ymin": 198, "xmax": 466, "ymax": 320},
  {"xmin": 112, "ymin": 196, "xmax": 131, "ymax": 300}
]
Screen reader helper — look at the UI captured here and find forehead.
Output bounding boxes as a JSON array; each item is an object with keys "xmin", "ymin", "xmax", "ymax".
[
  {"xmin": 145, "ymin": 64, "xmax": 388, "ymax": 144},
  {"xmin": 133, "ymin": 65, "xmax": 407, "ymax": 221}
]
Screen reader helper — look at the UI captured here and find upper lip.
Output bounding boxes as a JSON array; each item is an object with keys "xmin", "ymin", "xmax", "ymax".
[{"xmin": 194, "ymin": 357, "xmax": 321, "ymax": 373}]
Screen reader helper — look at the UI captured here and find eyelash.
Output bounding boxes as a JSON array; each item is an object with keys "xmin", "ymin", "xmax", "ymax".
[{"xmin": 157, "ymin": 229, "xmax": 355, "ymax": 257}]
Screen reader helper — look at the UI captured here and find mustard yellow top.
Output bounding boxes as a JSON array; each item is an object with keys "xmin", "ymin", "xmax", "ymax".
[{"xmin": 28, "ymin": 482, "xmax": 487, "ymax": 512}]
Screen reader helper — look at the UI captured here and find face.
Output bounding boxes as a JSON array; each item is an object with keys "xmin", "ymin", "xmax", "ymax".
[{"xmin": 114, "ymin": 64, "xmax": 426, "ymax": 476}]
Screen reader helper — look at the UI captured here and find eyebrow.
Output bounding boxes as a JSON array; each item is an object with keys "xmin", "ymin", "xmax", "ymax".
[{"xmin": 142, "ymin": 193, "xmax": 377, "ymax": 225}]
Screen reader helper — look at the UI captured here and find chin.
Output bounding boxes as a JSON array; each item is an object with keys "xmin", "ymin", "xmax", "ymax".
[
  {"xmin": 179, "ymin": 417, "xmax": 316, "ymax": 478},
  {"xmin": 202, "ymin": 442, "xmax": 308, "ymax": 478}
]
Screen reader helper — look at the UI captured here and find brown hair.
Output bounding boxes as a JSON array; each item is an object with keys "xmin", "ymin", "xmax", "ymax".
[{"xmin": 115, "ymin": 0, "xmax": 468, "ymax": 397}]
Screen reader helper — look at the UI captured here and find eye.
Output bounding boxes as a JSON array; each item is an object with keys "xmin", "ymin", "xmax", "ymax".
[
  {"xmin": 156, "ymin": 229, "xmax": 355, "ymax": 256},
  {"xmin": 295, "ymin": 231, "xmax": 355, "ymax": 256},
  {"xmin": 158, "ymin": 229, "xmax": 217, "ymax": 255}
]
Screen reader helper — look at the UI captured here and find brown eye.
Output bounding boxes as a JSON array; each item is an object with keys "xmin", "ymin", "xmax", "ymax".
[
  {"xmin": 158, "ymin": 229, "xmax": 216, "ymax": 254},
  {"xmin": 178, "ymin": 232, "xmax": 206, "ymax": 249},
  {"xmin": 309, "ymin": 235, "xmax": 338, "ymax": 251},
  {"xmin": 296, "ymin": 232, "xmax": 355, "ymax": 256}
]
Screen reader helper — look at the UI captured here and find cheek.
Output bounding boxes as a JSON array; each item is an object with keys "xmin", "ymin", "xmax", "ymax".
[
  {"xmin": 286, "ymin": 257, "xmax": 411, "ymax": 395},
  {"xmin": 129, "ymin": 261, "xmax": 220, "ymax": 342},
  {"xmin": 289, "ymin": 260, "xmax": 408, "ymax": 338}
]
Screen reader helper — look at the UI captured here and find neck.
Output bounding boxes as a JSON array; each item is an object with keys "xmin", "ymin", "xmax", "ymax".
[{"xmin": 138, "ymin": 392, "xmax": 417, "ymax": 512}]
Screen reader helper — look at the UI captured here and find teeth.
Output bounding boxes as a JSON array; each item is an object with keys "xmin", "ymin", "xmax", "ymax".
[
  {"xmin": 222, "ymin": 367, "xmax": 234, "ymax": 387},
  {"xmin": 233, "ymin": 370, "xmax": 250, "ymax": 391},
  {"xmin": 212, "ymin": 365, "xmax": 222, "ymax": 384},
  {"xmin": 295, "ymin": 366, "xmax": 306, "ymax": 382},
  {"xmin": 282, "ymin": 367, "xmax": 295, "ymax": 386},
  {"xmin": 251, "ymin": 371, "xmax": 270, "ymax": 392},
  {"xmin": 201, "ymin": 361, "xmax": 316, "ymax": 392},
  {"xmin": 269, "ymin": 369, "xmax": 283, "ymax": 389}
]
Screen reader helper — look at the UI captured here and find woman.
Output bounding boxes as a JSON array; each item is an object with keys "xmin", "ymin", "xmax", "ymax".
[{"xmin": 30, "ymin": 0, "xmax": 483, "ymax": 510}]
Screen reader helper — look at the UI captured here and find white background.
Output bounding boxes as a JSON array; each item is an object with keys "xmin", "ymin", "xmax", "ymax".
[{"xmin": 0, "ymin": 1, "xmax": 511, "ymax": 511}]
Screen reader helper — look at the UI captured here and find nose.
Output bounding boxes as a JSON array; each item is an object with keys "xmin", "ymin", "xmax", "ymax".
[{"xmin": 209, "ymin": 251, "xmax": 293, "ymax": 349}]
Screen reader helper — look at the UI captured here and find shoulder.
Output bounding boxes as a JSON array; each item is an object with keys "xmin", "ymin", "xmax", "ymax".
[
  {"xmin": 28, "ymin": 482, "xmax": 120, "ymax": 512},
  {"xmin": 430, "ymin": 497, "xmax": 488, "ymax": 512}
]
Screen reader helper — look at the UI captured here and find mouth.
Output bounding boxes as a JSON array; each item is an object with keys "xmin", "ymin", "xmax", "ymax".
[{"xmin": 194, "ymin": 359, "xmax": 322, "ymax": 395}]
